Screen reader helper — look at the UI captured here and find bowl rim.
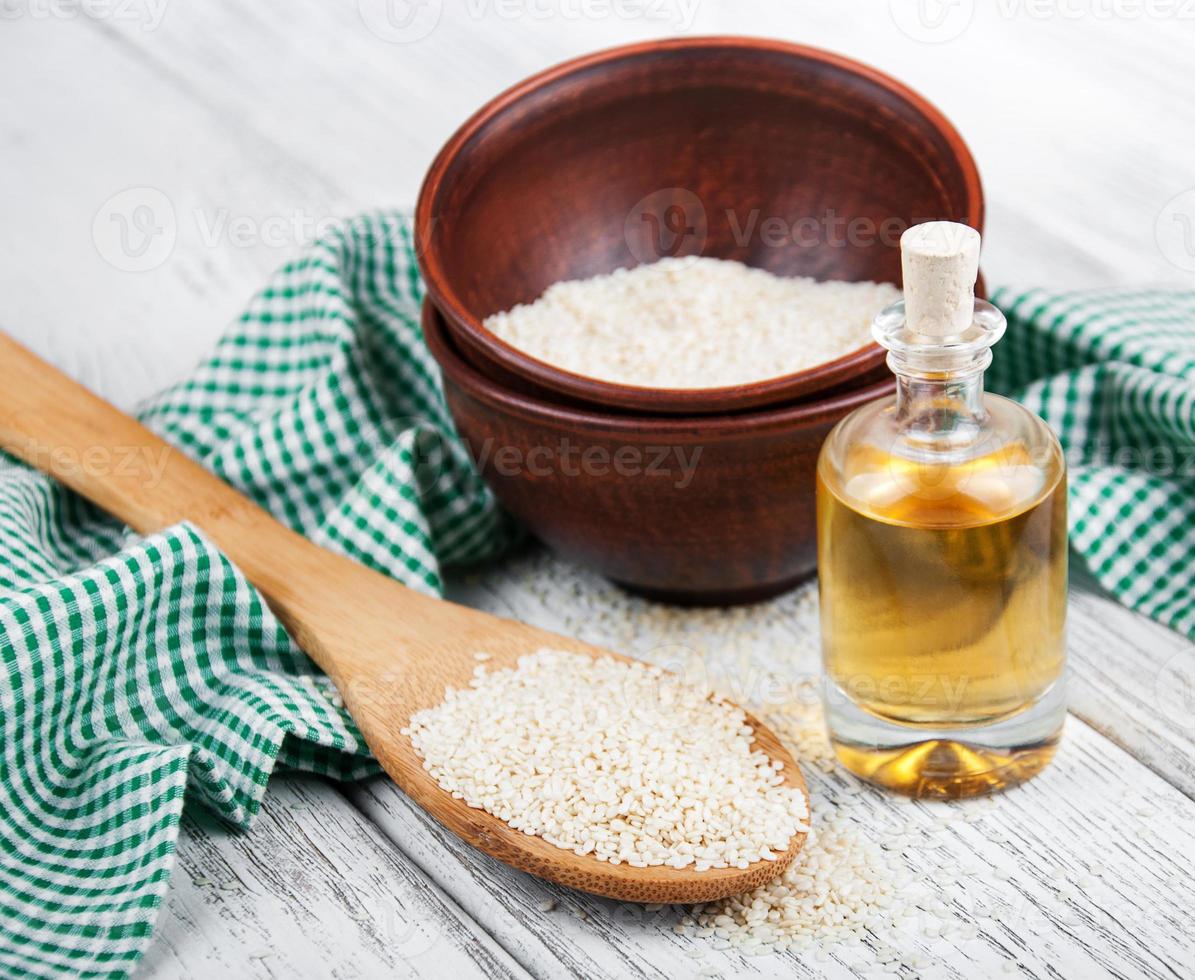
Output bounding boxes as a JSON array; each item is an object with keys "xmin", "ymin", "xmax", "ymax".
[
  {"xmin": 415, "ymin": 35, "xmax": 984, "ymax": 416},
  {"xmin": 422, "ymin": 299, "xmax": 895, "ymax": 442}
]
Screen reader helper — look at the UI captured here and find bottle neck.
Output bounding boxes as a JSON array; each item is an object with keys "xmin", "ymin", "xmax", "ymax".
[
  {"xmin": 892, "ymin": 362, "xmax": 988, "ymax": 446},
  {"xmin": 872, "ymin": 298, "xmax": 1006, "ymax": 450}
]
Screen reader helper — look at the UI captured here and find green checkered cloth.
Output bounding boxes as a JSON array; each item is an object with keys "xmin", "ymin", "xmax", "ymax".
[
  {"xmin": 0, "ymin": 213, "xmax": 514, "ymax": 978},
  {"xmin": 989, "ymin": 287, "xmax": 1195, "ymax": 639},
  {"xmin": 2, "ymin": 213, "xmax": 1192, "ymax": 978}
]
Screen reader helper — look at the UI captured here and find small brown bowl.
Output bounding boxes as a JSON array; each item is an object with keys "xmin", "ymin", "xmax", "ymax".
[
  {"xmin": 416, "ymin": 36, "xmax": 983, "ymax": 416},
  {"xmin": 423, "ymin": 301, "xmax": 893, "ymax": 605}
]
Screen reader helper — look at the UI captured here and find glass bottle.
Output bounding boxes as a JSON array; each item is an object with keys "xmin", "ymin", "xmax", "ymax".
[{"xmin": 816, "ymin": 222, "xmax": 1067, "ymax": 799}]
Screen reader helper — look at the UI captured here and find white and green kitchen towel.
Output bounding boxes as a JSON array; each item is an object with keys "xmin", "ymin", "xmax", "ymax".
[
  {"xmin": 2, "ymin": 213, "xmax": 1193, "ymax": 977},
  {"xmin": 0, "ymin": 213, "xmax": 516, "ymax": 978},
  {"xmin": 989, "ymin": 285, "xmax": 1195, "ymax": 635}
]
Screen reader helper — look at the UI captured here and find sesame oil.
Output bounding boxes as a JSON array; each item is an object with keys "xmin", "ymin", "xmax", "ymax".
[
  {"xmin": 816, "ymin": 224, "xmax": 1068, "ymax": 798},
  {"xmin": 817, "ymin": 438, "xmax": 1067, "ymax": 797}
]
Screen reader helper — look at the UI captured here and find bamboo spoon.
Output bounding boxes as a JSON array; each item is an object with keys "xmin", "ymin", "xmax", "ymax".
[{"xmin": 0, "ymin": 332, "xmax": 808, "ymax": 904}]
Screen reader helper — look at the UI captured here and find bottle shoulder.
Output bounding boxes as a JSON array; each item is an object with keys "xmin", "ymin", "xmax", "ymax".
[
  {"xmin": 825, "ymin": 393, "xmax": 1061, "ymax": 453},
  {"xmin": 818, "ymin": 393, "xmax": 1065, "ymax": 527}
]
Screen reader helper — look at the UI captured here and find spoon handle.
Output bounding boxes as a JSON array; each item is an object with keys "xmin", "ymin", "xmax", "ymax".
[
  {"xmin": 0, "ymin": 334, "xmax": 267, "ymax": 535},
  {"xmin": 0, "ymin": 331, "xmax": 411, "ymax": 681}
]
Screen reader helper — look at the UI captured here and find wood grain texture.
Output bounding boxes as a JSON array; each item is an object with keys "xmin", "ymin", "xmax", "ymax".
[
  {"xmin": 142, "ymin": 777, "xmax": 529, "ymax": 980},
  {"xmin": 349, "ymin": 726, "xmax": 1195, "ymax": 980},
  {"xmin": 1066, "ymin": 569, "xmax": 1195, "ymax": 800}
]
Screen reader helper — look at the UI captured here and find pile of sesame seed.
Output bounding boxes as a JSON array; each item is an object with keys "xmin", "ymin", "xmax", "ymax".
[
  {"xmin": 483, "ymin": 258, "xmax": 901, "ymax": 389},
  {"xmin": 403, "ymin": 648, "xmax": 810, "ymax": 871}
]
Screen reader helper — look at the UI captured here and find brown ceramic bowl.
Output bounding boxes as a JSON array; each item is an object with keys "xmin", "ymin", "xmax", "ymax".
[
  {"xmin": 423, "ymin": 300, "xmax": 893, "ymax": 605},
  {"xmin": 416, "ymin": 36, "xmax": 984, "ymax": 417}
]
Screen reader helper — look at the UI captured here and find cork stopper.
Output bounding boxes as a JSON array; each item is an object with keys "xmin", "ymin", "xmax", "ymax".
[{"xmin": 900, "ymin": 222, "xmax": 981, "ymax": 337}]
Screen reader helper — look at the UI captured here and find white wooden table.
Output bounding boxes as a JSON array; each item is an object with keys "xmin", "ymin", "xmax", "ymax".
[{"xmin": 3, "ymin": 3, "xmax": 1195, "ymax": 977}]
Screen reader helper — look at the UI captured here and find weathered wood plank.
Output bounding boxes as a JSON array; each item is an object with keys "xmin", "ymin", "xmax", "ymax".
[
  {"xmin": 1067, "ymin": 569, "xmax": 1195, "ymax": 800},
  {"xmin": 141, "ymin": 775, "xmax": 530, "ymax": 980},
  {"xmin": 709, "ymin": 0, "xmax": 1195, "ymax": 289},
  {"xmin": 0, "ymin": 11, "xmax": 356, "ymax": 408},
  {"xmin": 349, "ymin": 707, "xmax": 1195, "ymax": 980},
  {"xmin": 31, "ymin": 0, "xmax": 1195, "ymax": 302}
]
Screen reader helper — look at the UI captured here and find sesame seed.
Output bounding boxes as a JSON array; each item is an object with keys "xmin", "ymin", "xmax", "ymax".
[
  {"xmin": 484, "ymin": 259, "xmax": 900, "ymax": 389},
  {"xmin": 407, "ymin": 649, "xmax": 809, "ymax": 871}
]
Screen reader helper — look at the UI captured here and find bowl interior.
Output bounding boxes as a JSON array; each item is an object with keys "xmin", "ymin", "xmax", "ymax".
[{"xmin": 419, "ymin": 38, "xmax": 983, "ymax": 335}]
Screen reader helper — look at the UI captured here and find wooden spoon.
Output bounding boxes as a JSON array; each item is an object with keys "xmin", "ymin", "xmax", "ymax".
[{"xmin": 0, "ymin": 332, "xmax": 808, "ymax": 904}]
